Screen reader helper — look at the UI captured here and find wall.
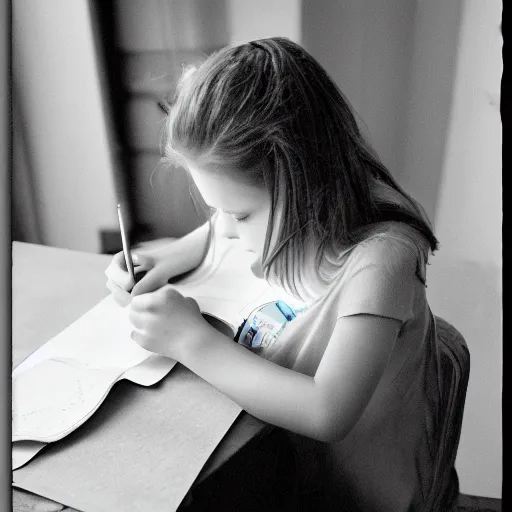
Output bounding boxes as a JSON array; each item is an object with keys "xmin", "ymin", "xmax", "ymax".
[
  {"xmin": 12, "ymin": 91, "xmax": 42, "ymax": 244},
  {"xmin": 400, "ymin": 0, "xmax": 462, "ymax": 223},
  {"xmin": 425, "ymin": 0, "xmax": 502, "ymax": 498},
  {"xmin": 13, "ymin": 0, "xmax": 119, "ymax": 253},
  {"xmin": 302, "ymin": 0, "xmax": 416, "ymax": 179},
  {"xmin": 228, "ymin": 0, "xmax": 301, "ymax": 44}
]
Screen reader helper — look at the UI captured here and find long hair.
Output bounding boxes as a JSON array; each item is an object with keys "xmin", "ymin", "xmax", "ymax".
[{"xmin": 162, "ymin": 37, "xmax": 438, "ymax": 299}]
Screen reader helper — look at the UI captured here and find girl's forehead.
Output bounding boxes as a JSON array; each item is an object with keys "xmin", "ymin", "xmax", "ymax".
[{"xmin": 184, "ymin": 158, "xmax": 268, "ymax": 211}]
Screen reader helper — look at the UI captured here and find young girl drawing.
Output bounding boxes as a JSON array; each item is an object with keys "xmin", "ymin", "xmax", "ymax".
[{"xmin": 106, "ymin": 38, "xmax": 458, "ymax": 511}]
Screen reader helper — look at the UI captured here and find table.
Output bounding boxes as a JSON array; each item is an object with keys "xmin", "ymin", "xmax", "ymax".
[{"xmin": 12, "ymin": 242, "xmax": 269, "ymax": 511}]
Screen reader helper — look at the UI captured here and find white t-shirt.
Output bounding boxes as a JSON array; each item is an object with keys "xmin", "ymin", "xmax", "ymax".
[{"xmin": 241, "ymin": 222, "xmax": 457, "ymax": 511}]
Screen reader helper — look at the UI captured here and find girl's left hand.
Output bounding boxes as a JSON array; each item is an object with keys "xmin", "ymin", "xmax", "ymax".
[{"xmin": 129, "ymin": 285, "xmax": 210, "ymax": 360}]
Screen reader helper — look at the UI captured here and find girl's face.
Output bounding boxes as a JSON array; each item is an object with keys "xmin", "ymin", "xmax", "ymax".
[{"xmin": 184, "ymin": 157, "xmax": 271, "ymax": 275}]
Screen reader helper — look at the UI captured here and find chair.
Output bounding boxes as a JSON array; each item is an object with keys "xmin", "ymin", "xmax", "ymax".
[{"xmin": 425, "ymin": 316, "xmax": 471, "ymax": 511}]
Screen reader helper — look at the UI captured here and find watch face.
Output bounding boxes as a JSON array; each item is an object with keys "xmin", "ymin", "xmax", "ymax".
[{"xmin": 235, "ymin": 300, "xmax": 305, "ymax": 350}]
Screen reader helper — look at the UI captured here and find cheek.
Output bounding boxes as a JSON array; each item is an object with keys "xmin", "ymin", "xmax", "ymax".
[
  {"xmin": 236, "ymin": 227, "xmax": 259, "ymax": 252},
  {"xmin": 256, "ymin": 215, "xmax": 270, "ymax": 250},
  {"xmin": 237, "ymin": 219, "xmax": 267, "ymax": 254}
]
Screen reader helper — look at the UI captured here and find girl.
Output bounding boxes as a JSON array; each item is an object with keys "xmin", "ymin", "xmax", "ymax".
[{"xmin": 106, "ymin": 38, "xmax": 458, "ymax": 511}]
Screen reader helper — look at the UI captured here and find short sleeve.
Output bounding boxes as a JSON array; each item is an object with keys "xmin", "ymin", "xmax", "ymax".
[{"xmin": 336, "ymin": 238, "xmax": 419, "ymax": 323}]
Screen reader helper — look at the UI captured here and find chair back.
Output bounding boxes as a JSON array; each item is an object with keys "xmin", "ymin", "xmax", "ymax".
[{"xmin": 425, "ymin": 315, "xmax": 471, "ymax": 511}]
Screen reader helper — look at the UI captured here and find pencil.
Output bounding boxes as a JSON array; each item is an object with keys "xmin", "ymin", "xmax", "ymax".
[{"xmin": 117, "ymin": 203, "xmax": 136, "ymax": 284}]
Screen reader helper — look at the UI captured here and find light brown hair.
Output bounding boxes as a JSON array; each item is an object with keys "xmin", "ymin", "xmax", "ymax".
[{"xmin": 162, "ymin": 37, "xmax": 438, "ymax": 298}]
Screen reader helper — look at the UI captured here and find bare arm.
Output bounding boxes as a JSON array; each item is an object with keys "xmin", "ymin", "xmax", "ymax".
[
  {"xmin": 178, "ymin": 314, "xmax": 401, "ymax": 442},
  {"xmin": 127, "ymin": 221, "xmax": 211, "ymax": 297},
  {"xmin": 144, "ymin": 220, "xmax": 211, "ymax": 277}
]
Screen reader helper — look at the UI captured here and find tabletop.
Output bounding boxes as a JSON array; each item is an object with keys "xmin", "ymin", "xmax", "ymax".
[{"xmin": 12, "ymin": 242, "xmax": 268, "ymax": 512}]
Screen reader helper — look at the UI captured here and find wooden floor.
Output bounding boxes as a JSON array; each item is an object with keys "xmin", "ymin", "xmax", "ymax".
[{"xmin": 458, "ymin": 493, "xmax": 502, "ymax": 512}]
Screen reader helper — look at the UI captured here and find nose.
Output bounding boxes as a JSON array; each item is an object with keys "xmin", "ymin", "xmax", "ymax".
[{"xmin": 215, "ymin": 212, "xmax": 239, "ymax": 239}]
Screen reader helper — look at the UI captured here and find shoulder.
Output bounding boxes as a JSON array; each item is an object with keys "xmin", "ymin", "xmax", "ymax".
[
  {"xmin": 348, "ymin": 222, "xmax": 427, "ymax": 278},
  {"xmin": 328, "ymin": 223, "xmax": 428, "ymax": 322}
]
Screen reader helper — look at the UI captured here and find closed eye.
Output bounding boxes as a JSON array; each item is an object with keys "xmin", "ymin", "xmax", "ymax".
[{"xmin": 207, "ymin": 205, "xmax": 249, "ymax": 222}]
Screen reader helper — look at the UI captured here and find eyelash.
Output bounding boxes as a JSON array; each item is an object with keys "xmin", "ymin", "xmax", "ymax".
[{"xmin": 209, "ymin": 207, "xmax": 249, "ymax": 223}]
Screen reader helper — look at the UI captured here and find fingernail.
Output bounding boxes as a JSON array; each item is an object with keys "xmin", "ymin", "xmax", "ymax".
[{"xmin": 132, "ymin": 254, "xmax": 139, "ymax": 263}]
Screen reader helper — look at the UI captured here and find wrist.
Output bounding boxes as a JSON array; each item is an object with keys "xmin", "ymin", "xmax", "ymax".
[{"xmin": 178, "ymin": 321, "xmax": 227, "ymax": 366}]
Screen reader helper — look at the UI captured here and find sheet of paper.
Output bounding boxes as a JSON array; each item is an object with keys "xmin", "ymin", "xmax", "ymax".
[
  {"xmin": 12, "ymin": 294, "xmax": 159, "ymax": 379},
  {"xmin": 12, "ymin": 442, "xmax": 47, "ymax": 471},
  {"xmin": 13, "ymin": 359, "xmax": 126, "ymax": 442},
  {"xmin": 12, "ymin": 354, "xmax": 177, "ymax": 469},
  {"xmin": 13, "ymin": 365, "xmax": 242, "ymax": 512},
  {"xmin": 171, "ymin": 237, "xmax": 281, "ymax": 329},
  {"xmin": 12, "ymin": 295, "xmax": 177, "ymax": 450}
]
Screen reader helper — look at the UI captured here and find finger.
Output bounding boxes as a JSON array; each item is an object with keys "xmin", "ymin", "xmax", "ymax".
[
  {"xmin": 105, "ymin": 257, "xmax": 134, "ymax": 291},
  {"xmin": 151, "ymin": 284, "xmax": 184, "ymax": 305},
  {"xmin": 128, "ymin": 309, "xmax": 146, "ymax": 330},
  {"xmin": 131, "ymin": 329, "xmax": 153, "ymax": 352},
  {"xmin": 106, "ymin": 280, "xmax": 132, "ymax": 307},
  {"xmin": 131, "ymin": 329, "xmax": 144, "ymax": 345},
  {"xmin": 131, "ymin": 253, "xmax": 155, "ymax": 272},
  {"xmin": 132, "ymin": 268, "xmax": 170, "ymax": 297},
  {"xmin": 112, "ymin": 251, "xmax": 128, "ymax": 270},
  {"xmin": 130, "ymin": 292, "xmax": 155, "ymax": 312},
  {"xmin": 107, "ymin": 282, "xmax": 132, "ymax": 307},
  {"xmin": 133, "ymin": 268, "xmax": 148, "ymax": 284}
]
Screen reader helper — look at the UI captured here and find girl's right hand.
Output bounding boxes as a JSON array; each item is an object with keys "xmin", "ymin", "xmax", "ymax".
[
  {"xmin": 106, "ymin": 223, "xmax": 211, "ymax": 306},
  {"xmin": 105, "ymin": 251, "xmax": 174, "ymax": 307}
]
